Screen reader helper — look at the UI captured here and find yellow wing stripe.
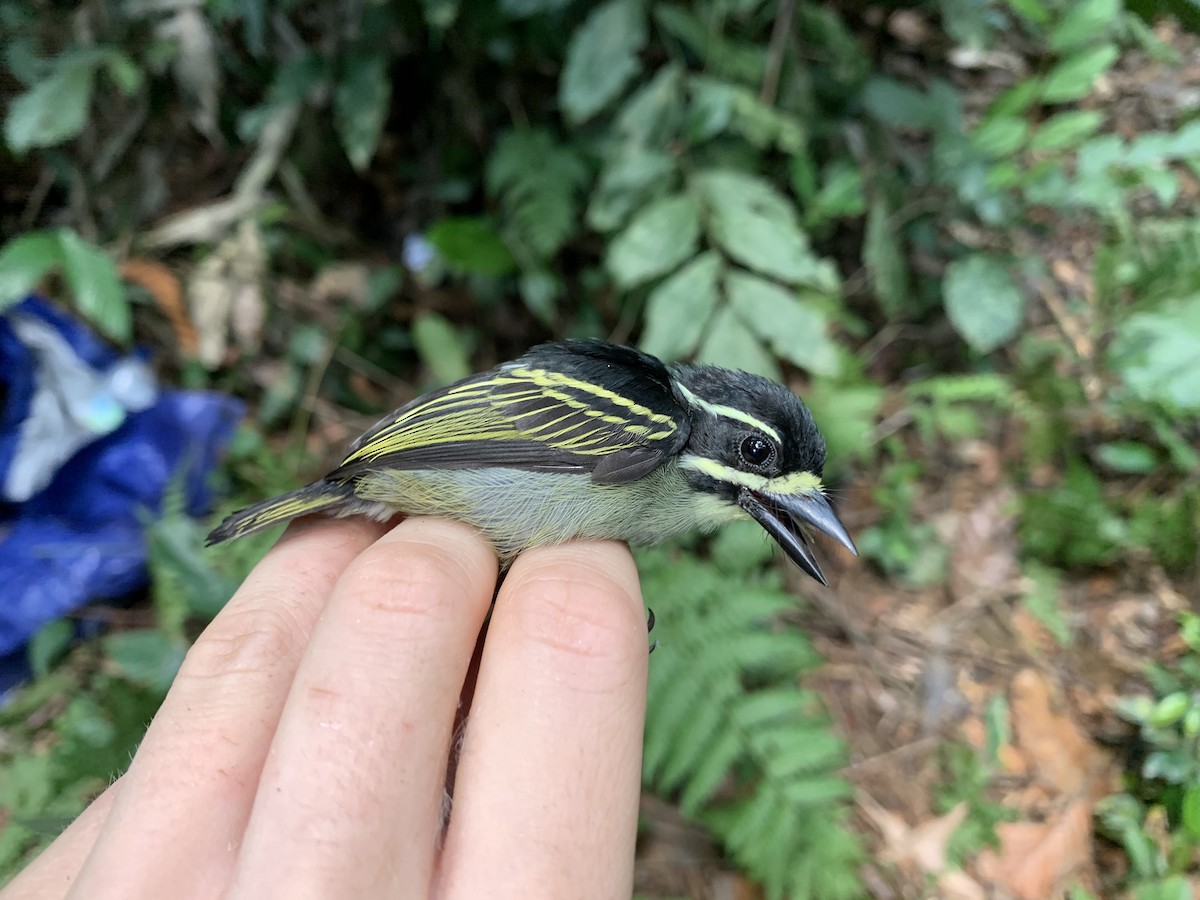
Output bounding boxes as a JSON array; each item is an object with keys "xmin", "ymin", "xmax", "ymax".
[
  {"xmin": 507, "ymin": 366, "xmax": 678, "ymax": 427},
  {"xmin": 341, "ymin": 364, "xmax": 681, "ymax": 467}
]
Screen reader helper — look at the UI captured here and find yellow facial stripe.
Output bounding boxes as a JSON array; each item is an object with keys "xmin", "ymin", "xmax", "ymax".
[
  {"xmin": 674, "ymin": 384, "xmax": 781, "ymax": 442},
  {"xmin": 678, "ymin": 456, "xmax": 822, "ymax": 495}
]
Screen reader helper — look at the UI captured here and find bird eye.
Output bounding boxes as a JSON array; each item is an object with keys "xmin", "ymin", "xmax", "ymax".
[{"xmin": 739, "ymin": 435, "xmax": 774, "ymax": 468}]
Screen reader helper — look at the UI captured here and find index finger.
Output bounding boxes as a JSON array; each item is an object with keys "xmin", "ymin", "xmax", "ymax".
[{"xmin": 67, "ymin": 517, "xmax": 388, "ymax": 900}]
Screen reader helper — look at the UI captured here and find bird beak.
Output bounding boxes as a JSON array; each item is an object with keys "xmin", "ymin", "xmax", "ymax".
[{"xmin": 738, "ymin": 489, "xmax": 858, "ymax": 586}]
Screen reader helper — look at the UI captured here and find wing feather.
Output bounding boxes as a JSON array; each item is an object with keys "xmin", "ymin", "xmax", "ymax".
[{"xmin": 329, "ymin": 341, "xmax": 690, "ymax": 484}]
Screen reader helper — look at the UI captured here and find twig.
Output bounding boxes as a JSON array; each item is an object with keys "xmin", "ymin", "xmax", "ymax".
[{"xmin": 760, "ymin": 0, "xmax": 796, "ymax": 106}]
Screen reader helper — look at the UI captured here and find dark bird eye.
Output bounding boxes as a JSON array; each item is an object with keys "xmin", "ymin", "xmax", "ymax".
[{"xmin": 740, "ymin": 435, "xmax": 774, "ymax": 467}]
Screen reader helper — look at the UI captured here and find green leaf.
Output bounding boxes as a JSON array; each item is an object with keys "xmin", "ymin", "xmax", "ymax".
[
  {"xmin": 640, "ymin": 251, "xmax": 722, "ymax": 360},
  {"xmin": 1095, "ymin": 442, "xmax": 1157, "ymax": 474},
  {"xmin": 697, "ymin": 305, "xmax": 780, "ymax": 381},
  {"xmin": 559, "ymin": 0, "xmax": 647, "ymax": 124},
  {"xmin": 1021, "ymin": 563, "xmax": 1070, "ymax": 646},
  {"xmin": 687, "ymin": 75, "xmax": 804, "ymax": 153},
  {"xmin": 942, "ymin": 254, "xmax": 1026, "ymax": 353},
  {"xmin": 1007, "ymin": 0, "xmax": 1051, "ymax": 25},
  {"xmin": 427, "ymin": 217, "xmax": 515, "ymax": 276},
  {"xmin": 863, "ymin": 198, "xmax": 908, "ymax": 317},
  {"xmin": 28, "ymin": 619, "xmax": 74, "ymax": 677},
  {"xmin": 1110, "ymin": 301, "xmax": 1200, "ymax": 413},
  {"xmin": 861, "ymin": 77, "xmax": 937, "ymax": 130},
  {"xmin": 56, "ymin": 229, "xmax": 131, "ymax": 344},
  {"xmin": 1183, "ymin": 785, "xmax": 1200, "ymax": 841},
  {"xmin": 412, "ymin": 311, "xmax": 471, "ymax": 385},
  {"xmin": 587, "ymin": 150, "xmax": 677, "ymax": 233},
  {"xmin": 695, "ymin": 169, "xmax": 836, "ymax": 290},
  {"xmin": 606, "ymin": 193, "xmax": 700, "ymax": 289},
  {"xmin": 803, "ymin": 380, "xmax": 884, "ymax": 468},
  {"xmin": 102, "ymin": 629, "xmax": 187, "ymax": 694},
  {"xmin": 971, "ymin": 116, "xmax": 1029, "ymax": 157},
  {"xmin": 1028, "ymin": 110, "xmax": 1105, "ymax": 151},
  {"xmin": 3, "ymin": 54, "xmax": 99, "ymax": 152},
  {"xmin": 725, "ymin": 271, "xmax": 840, "ymax": 376},
  {"xmin": 1048, "ymin": 0, "xmax": 1119, "ymax": 52},
  {"xmin": 1041, "ymin": 45, "xmax": 1120, "ymax": 103},
  {"xmin": 0, "ymin": 232, "xmax": 64, "ymax": 308},
  {"xmin": 613, "ymin": 63, "xmax": 684, "ymax": 148},
  {"xmin": 334, "ymin": 54, "xmax": 390, "ymax": 171}
]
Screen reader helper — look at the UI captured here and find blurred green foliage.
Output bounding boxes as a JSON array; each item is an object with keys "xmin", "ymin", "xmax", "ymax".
[{"xmin": 3, "ymin": 0, "xmax": 1200, "ymax": 893}]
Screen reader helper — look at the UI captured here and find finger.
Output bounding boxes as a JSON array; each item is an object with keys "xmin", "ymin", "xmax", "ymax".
[
  {"xmin": 68, "ymin": 517, "xmax": 386, "ymax": 900},
  {"xmin": 227, "ymin": 518, "xmax": 498, "ymax": 900},
  {"xmin": 2, "ymin": 780, "xmax": 120, "ymax": 899},
  {"xmin": 438, "ymin": 541, "xmax": 647, "ymax": 900}
]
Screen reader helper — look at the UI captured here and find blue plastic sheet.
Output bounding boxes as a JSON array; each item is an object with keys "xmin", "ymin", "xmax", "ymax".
[{"xmin": 0, "ymin": 297, "xmax": 243, "ymax": 694}]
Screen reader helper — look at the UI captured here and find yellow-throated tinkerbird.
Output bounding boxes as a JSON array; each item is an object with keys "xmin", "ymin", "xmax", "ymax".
[{"xmin": 207, "ymin": 340, "xmax": 857, "ymax": 585}]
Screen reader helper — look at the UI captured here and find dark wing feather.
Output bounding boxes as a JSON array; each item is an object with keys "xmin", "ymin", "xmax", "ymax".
[{"xmin": 328, "ymin": 341, "xmax": 689, "ymax": 484}]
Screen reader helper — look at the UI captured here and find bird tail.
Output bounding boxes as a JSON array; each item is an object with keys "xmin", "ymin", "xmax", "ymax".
[{"xmin": 206, "ymin": 481, "xmax": 355, "ymax": 545}]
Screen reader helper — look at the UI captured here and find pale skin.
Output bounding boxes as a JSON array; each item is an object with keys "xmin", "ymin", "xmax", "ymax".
[{"xmin": 2, "ymin": 517, "xmax": 648, "ymax": 900}]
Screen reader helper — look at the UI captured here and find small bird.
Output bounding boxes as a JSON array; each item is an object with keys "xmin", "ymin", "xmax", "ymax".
[{"xmin": 207, "ymin": 340, "xmax": 857, "ymax": 585}]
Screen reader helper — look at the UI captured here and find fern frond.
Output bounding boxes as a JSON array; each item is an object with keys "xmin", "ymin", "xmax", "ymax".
[
  {"xmin": 638, "ymin": 547, "xmax": 863, "ymax": 899},
  {"xmin": 487, "ymin": 129, "xmax": 589, "ymax": 263}
]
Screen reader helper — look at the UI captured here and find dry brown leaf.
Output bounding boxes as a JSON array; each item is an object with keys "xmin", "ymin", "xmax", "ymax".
[
  {"xmin": 976, "ymin": 799, "xmax": 1093, "ymax": 899},
  {"xmin": 860, "ymin": 795, "xmax": 987, "ymax": 900},
  {"xmin": 120, "ymin": 258, "xmax": 198, "ymax": 356},
  {"xmin": 1010, "ymin": 668, "xmax": 1099, "ymax": 795}
]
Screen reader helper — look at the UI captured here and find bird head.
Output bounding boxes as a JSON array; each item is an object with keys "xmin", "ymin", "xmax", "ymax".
[{"xmin": 670, "ymin": 365, "xmax": 857, "ymax": 586}]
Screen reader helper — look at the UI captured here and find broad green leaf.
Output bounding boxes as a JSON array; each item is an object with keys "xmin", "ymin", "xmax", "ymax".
[
  {"xmin": 587, "ymin": 150, "xmax": 677, "ymax": 233},
  {"xmin": 1048, "ymin": 0, "xmax": 1119, "ymax": 52},
  {"xmin": 725, "ymin": 271, "xmax": 839, "ymax": 375},
  {"xmin": 334, "ymin": 54, "xmax": 390, "ymax": 171},
  {"xmin": 102, "ymin": 629, "xmax": 187, "ymax": 694},
  {"xmin": 695, "ymin": 169, "xmax": 835, "ymax": 290},
  {"xmin": 1007, "ymin": 0, "xmax": 1051, "ymax": 24},
  {"xmin": 1096, "ymin": 442, "xmax": 1157, "ymax": 474},
  {"xmin": 28, "ymin": 619, "xmax": 74, "ymax": 677},
  {"xmin": 987, "ymin": 80, "xmax": 1041, "ymax": 118},
  {"xmin": 863, "ymin": 198, "xmax": 908, "ymax": 318},
  {"xmin": 518, "ymin": 269, "xmax": 560, "ymax": 325},
  {"xmin": 861, "ymin": 77, "xmax": 937, "ymax": 130},
  {"xmin": 1183, "ymin": 786, "xmax": 1200, "ymax": 841},
  {"xmin": 613, "ymin": 63, "xmax": 684, "ymax": 148},
  {"xmin": 697, "ymin": 305, "xmax": 781, "ymax": 381},
  {"xmin": 4, "ymin": 55, "xmax": 99, "ymax": 152},
  {"xmin": 1041, "ymin": 45, "xmax": 1119, "ymax": 103},
  {"xmin": 559, "ymin": 0, "xmax": 646, "ymax": 124},
  {"xmin": 687, "ymin": 75, "xmax": 804, "ymax": 153},
  {"xmin": 942, "ymin": 254, "xmax": 1026, "ymax": 353},
  {"xmin": 1028, "ymin": 110, "xmax": 1105, "ymax": 151},
  {"xmin": 606, "ymin": 193, "xmax": 700, "ymax": 289},
  {"xmin": 971, "ymin": 116, "xmax": 1029, "ymax": 157},
  {"xmin": 427, "ymin": 217, "xmax": 515, "ymax": 276},
  {"xmin": 57, "ymin": 229, "xmax": 132, "ymax": 344},
  {"xmin": 412, "ymin": 311, "xmax": 471, "ymax": 385},
  {"xmin": 640, "ymin": 251, "xmax": 722, "ymax": 360},
  {"xmin": 1110, "ymin": 300, "xmax": 1200, "ymax": 412},
  {"xmin": 0, "ymin": 232, "xmax": 63, "ymax": 308}
]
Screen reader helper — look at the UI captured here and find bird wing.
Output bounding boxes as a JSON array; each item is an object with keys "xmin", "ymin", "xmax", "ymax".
[{"xmin": 329, "ymin": 341, "xmax": 690, "ymax": 485}]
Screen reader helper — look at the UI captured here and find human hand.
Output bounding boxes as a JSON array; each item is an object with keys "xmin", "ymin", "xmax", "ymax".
[{"xmin": 4, "ymin": 517, "xmax": 649, "ymax": 900}]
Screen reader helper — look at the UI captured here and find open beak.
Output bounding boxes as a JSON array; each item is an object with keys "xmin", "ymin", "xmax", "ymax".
[{"xmin": 738, "ymin": 489, "xmax": 858, "ymax": 586}]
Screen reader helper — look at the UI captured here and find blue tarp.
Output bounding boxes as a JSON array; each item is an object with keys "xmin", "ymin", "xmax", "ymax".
[{"xmin": 0, "ymin": 297, "xmax": 243, "ymax": 692}]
